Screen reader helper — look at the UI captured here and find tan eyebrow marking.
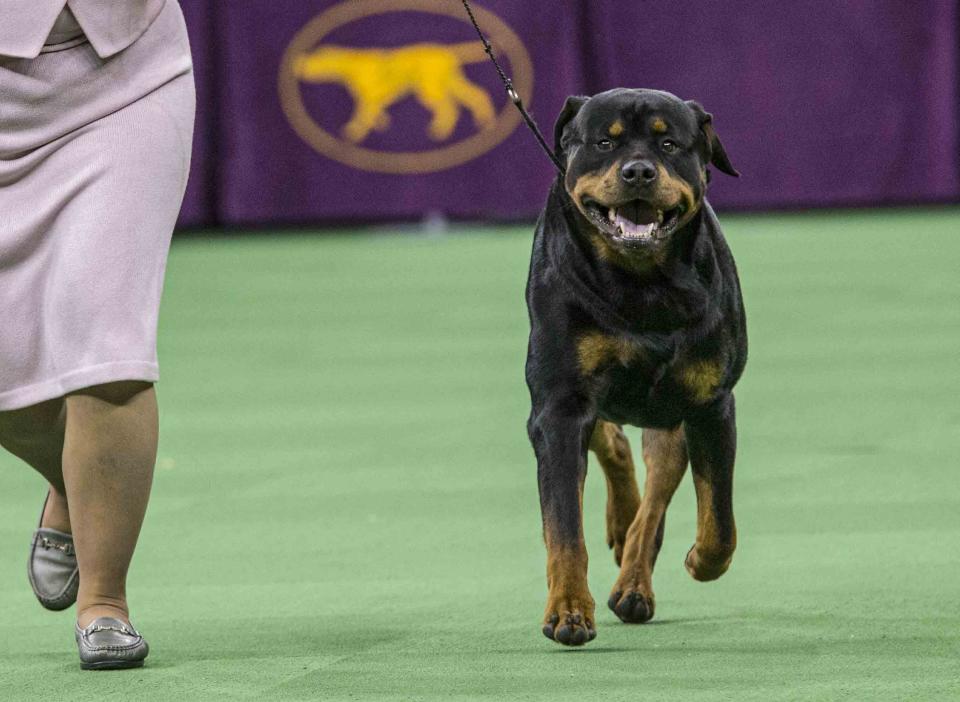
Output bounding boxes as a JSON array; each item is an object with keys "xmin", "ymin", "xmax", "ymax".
[
  {"xmin": 652, "ymin": 118, "xmax": 668, "ymax": 133},
  {"xmin": 608, "ymin": 120, "xmax": 624, "ymax": 137}
]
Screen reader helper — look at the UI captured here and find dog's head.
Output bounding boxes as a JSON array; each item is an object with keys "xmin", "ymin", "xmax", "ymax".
[{"xmin": 555, "ymin": 89, "xmax": 737, "ymax": 255}]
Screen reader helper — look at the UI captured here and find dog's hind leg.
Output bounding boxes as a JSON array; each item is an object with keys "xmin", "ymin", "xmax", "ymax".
[
  {"xmin": 589, "ymin": 421, "xmax": 641, "ymax": 566},
  {"xmin": 683, "ymin": 394, "xmax": 737, "ymax": 582},
  {"xmin": 608, "ymin": 425, "xmax": 688, "ymax": 623},
  {"xmin": 414, "ymin": 85, "xmax": 460, "ymax": 141},
  {"xmin": 448, "ymin": 77, "xmax": 496, "ymax": 130}
]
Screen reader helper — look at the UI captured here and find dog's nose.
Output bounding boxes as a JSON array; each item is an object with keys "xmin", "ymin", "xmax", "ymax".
[{"xmin": 620, "ymin": 160, "xmax": 657, "ymax": 185}]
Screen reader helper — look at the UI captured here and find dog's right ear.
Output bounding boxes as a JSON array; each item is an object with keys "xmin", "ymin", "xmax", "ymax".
[
  {"xmin": 685, "ymin": 100, "xmax": 739, "ymax": 177},
  {"xmin": 553, "ymin": 95, "xmax": 588, "ymax": 155}
]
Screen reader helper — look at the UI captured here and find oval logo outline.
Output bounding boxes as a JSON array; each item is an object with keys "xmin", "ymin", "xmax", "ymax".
[{"xmin": 277, "ymin": 0, "xmax": 534, "ymax": 175}]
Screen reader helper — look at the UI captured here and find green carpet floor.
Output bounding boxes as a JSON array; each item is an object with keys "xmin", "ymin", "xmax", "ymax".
[{"xmin": 1, "ymin": 208, "xmax": 958, "ymax": 700}]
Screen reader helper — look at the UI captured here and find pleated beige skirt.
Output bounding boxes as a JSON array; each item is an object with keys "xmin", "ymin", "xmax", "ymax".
[{"xmin": 0, "ymin": 0, "xmax": 195, "ymax": 410}]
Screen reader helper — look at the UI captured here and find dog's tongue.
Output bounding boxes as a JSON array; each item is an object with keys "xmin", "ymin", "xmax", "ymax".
[
  {"xmin": 609, "ymin": 201, "xmax": 660, "ymax": 238},
  {"xmin": 624, "ymin": 200, "xmax": 660, "ymax": 224}
]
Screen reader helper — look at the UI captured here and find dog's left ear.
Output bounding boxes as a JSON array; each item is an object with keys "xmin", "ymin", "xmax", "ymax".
[
  {"xmin": 554, "ymin": 95, "xmax": 589, "ymax": 155},
  {"xmin": 686, "ymin": 101, "xmax": 739, "ymax": 177}
]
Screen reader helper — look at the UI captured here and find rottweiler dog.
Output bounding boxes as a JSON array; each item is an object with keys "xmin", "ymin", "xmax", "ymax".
[{"xmin": 525, "ymin": 89, "xmax": 746, "ymax": 646}]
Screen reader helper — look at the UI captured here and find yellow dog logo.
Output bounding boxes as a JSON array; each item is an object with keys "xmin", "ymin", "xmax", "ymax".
[
  {"xmin": 293, "ymin": 42, "xmax": 496, "ymax": 143},
  {"xmin": 278, "ymin": 0, "xmax": 534, "ymax": 174}
]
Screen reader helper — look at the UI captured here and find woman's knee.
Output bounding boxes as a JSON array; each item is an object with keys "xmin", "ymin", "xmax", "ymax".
[{"xmin": 64, "ymin": 382, "xmax": 158, "ymax": 448}]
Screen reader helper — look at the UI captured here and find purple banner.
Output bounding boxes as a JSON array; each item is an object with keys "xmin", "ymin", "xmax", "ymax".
[
  {"xmin": 178, "ymin": 0, "xmax": 215, "ymax": 227},
  {"xmin": 176, "ymin": 0, "xmax": 960, "ymax": 228},
  {"xmin": 579, "ymin": 0, "xmax": 960, "ymax": 210}
]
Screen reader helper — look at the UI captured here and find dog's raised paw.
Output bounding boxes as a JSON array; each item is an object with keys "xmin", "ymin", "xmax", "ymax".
[
  {"xmin": 608, "ymin": 589, "xmax": 655, "ymax": 624},
  {"xmin": 684, "ymin": 544, "xmax": 733, "ymax": 582}
]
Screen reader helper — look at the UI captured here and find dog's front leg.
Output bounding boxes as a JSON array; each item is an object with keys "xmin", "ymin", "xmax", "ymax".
[
  {"xmin": 684, "ymin": 393, "xmax": 738, "ymax": 581},
  {"xmin": 608, "ymin": 426, "xmax": 688, "ymax": 623},
  {"xmin": 529, "ymin": 398, "xmax": 596, "ymax": 646}
]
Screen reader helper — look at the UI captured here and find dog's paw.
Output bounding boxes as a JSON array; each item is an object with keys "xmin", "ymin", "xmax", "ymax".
[
  {"xmin": 607, "ymin": 586, "xmax": 655, "ymax": 624},
  {"xmin": 342, "ymin": 121, "xmax": 370, "ymax": 143},
  {"xmin": 427, "ymin": 121, "xmax": 456, "ymax": 142},
  {"xmin": 542, "ymin": 596, "xmax": 596, "ymax": 646},
  {"xmin": 542, "ymin": 611, "xmax": 596, "ymax": 646},
  {"xmin": 684, "ymin": 544, "xmax": 733, "ymax": 582}
]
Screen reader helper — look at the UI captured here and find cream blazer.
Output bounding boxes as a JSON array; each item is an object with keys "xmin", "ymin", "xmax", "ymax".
[{"xmin": 0, "ymin": 0, "xmax": 165, "ymax": 58}]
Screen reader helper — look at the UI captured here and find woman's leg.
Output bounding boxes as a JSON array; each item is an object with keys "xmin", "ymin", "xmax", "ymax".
[
  {"xmin": 63, "ymin": 381, "xmax": 158, "ymax": 627},
  {"xmin": 0, "ymin": 398, "xmax": 72, "ymax": 533}
]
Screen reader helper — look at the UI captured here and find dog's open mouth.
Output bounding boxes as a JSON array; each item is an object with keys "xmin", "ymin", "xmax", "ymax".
[{"xmin": 582, "ymin": 199, "xmax": 684, "ymax": 247}]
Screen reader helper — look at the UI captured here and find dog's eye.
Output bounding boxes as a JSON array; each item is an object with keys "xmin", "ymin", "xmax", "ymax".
[
  {"xmin": 596, "ymin": 139, "xmax": 614, "ymax": 152},
  {"xmin": 661, "ymin": 140, "xmax": 678, "ymax": 153}
]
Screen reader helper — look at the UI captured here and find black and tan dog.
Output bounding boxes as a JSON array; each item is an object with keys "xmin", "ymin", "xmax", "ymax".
[{"xmin": 525, "ymin": 89, "xmax": 747, "ymax": 646}]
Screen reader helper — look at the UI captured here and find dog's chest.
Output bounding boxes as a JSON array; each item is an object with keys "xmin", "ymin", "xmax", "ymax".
[{"xmin": 575, "ymin": 332, "xmax": 725, "ymax": 427}]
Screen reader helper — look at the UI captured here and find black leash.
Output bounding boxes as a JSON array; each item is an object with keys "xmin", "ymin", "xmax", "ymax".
[{"xmin": 459, "ymin": 0, "xmax": 567, "ymax": 176}]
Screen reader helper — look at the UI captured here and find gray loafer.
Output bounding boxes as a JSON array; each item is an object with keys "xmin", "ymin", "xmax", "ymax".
[
  {"xmin": 28, "ymin": 496, "xmax": 79, "ymax": 610},
  {"xmin": 75, "ymin": 617, "xmax": 149, "ymax": 670}
]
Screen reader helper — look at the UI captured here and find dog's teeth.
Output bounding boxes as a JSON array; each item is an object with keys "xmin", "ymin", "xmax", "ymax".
[
  {"xmin": 657, "ymin": 210, "xmax": 664, "ymax": 224},
  {"xmin": 608, "ymin": 208, "xmax": 617, "ymax": 222}
]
